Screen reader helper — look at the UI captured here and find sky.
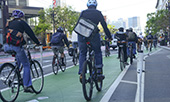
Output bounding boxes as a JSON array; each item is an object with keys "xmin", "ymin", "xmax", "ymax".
[{"xmin": 29, "ymin": 0, "xmax": 157, "ymax": 32}]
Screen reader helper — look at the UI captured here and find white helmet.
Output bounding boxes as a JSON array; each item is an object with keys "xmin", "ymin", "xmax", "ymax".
[{"xmin": 87, "ymin": 0, "xmax": 97, "ymax": 7}]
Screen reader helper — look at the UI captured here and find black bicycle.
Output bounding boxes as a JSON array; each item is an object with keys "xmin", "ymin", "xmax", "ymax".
[
  {"xmin": 81, "ymin": 41, "xmax": 103, "ymax": 101},
  {"xmin": 128, "ymin": 43, "xmax": 133, "ymax": 64},
  {"xmin": 119, "ymin": 44, "xmax": 125, "ymax": 71},
  {"xmin": 0, "ymin": 45, "xmax": 44, "ymax": 102},
  {"xmin": 52, "ymin": 48, "xmax": 66, "ymax": 75},
  {"xmin": 72, "ymin": 48, "xmax": 79, "ymax": 66},
  {"xmin": 105, "ymin": 40, "xmax": 110, "ymax": 57}
]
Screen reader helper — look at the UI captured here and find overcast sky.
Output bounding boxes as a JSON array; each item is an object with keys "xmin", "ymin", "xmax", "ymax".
[{"xmin": 29, "ymin": 0, "xmax": 157, "ymax": 32}]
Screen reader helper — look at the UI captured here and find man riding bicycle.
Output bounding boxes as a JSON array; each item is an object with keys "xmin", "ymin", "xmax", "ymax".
[
  {"xmin": 50, "ymin": 27, "xmax": 69, "ymax": 66},
  {"xmin": 146, "ymin": 32, "xmax": 153, "ymax": 51},
  {"xmin": 4, "ymin": 9, "xmax": 40, "ymax": 93},
  {"xmin": 115, "ymin": 27, "xmax": 129, "ymax": 65},
  {"xmin": 77, "ymin": 0, "xmax": 112, "ymax": 82},
  {"xmin": 127, "ymin": 28, "xmax": 138, "ymax": 58}
]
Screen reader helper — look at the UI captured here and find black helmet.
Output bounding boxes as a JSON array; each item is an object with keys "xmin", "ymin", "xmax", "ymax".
[
  {"xmin": 129, "ymin": 28, "xmax": 133, "ymax": 32},
  {"xmin": 118, "ymin": 27, "xmax": 124, "ymax": 32},
  {"xmin": 57, "ymin": 27, "xmax": 64, "ymax": 32}
]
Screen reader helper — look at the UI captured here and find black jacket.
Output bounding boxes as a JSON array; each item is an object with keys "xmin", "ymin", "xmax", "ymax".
[
  {"xmin": 7, "ymin": 19, "xmax": 40, "ymax": 45},
  {"xmin": 78, "ymin": 7, "xmax": 112, "ymax": 39}
]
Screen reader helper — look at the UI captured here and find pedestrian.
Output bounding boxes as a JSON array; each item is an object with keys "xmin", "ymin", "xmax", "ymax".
[
  {"xmin": 76, "ymin": 0, "xmax": 112, "ymax": 82},
  {"xmin": 4, "ymin": 9, "xmax": 40, "ymax": 93}
]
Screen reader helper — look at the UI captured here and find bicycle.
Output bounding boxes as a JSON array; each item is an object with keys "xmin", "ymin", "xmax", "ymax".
[
  {"xmin": 0, "ymin": 45, "xmax": 44, "ymax": 102},
  {"xmin": 52, "ymin": 48, "xmax": 66, "ymax": 75},
  {"xmin": 81, "ymin": 41, "xmax": 103, "ymax": 101},
  {"xmin": 128, "ymin": 43, "xmax": 133, "ymax": 64},
  {"xmin": 119, "ymin": 44, "xmax": 125, "ymax": 71},
  {"xmin": 72, "ymin": 48, "xmax": 79, "ymax": 66},
  {"xmin": 105, "ymin": 40, "xmax": 110, "ymax": 57}
]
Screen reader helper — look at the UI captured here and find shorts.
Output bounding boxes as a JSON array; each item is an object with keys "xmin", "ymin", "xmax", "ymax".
[{"xmin": 51, "ymin": 46, "xmax": 64, "ymax": 55}]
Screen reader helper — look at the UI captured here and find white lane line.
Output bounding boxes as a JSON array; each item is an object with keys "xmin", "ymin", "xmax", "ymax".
[
  {"xmin": 100, "ymin": 64, "xmax": 130, "ymax": 102},
  {"xmin": 121, "ymin": 80, "xmax": 137, "ymax": 85}
]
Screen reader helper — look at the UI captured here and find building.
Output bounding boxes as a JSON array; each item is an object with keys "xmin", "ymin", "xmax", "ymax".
[
  {"xmin": 0, "ymin": 0, "xmax": 43, "ymax": 44},
  {"xmin": 111, "ymin": 18, "xmax": 126, "ymax": 29},
  {"xmin": 155, "ymin": 0, "xmax": 168, "ymax": 10},
  {"xmin": 128, "ymin": 16, "xmax": 141, "ymax": 34}
]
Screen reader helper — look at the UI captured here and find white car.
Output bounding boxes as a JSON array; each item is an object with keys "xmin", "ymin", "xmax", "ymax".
[{"xmin": 110, "ymin": 34, "xmax": 117, "ymax": 50}]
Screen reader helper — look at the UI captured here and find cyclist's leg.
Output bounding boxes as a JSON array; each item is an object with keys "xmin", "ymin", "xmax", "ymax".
[
  {"xmin": 123, "ymin": 44, "xmax": 128, "ymax": 64},
  {"xmin": 58, "ymin": 46, "xmax": 65, "ymax": 65},
  {"xmin": 78, "ymin": 35, "xmax": 87, "ymax": 75}
]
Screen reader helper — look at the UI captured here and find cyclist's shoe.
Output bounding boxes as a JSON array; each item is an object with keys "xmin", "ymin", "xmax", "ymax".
[
  {"xmin": 79, "ymin": 74, "xmax": 82, "ymax": 83},
  {"xmin": 97, "ymin": 68, "xmax": 105, "ymax": 81},
  {"xmin": 133, "ymin": 54, "xmax": 136, "ymax": 59},
  {"xmin": 125, "ymin": 62, "xmax": 129, "ymax": 65},
  {"xmin": 24, "ymin": 86, "xmax": 34, "ymax": 93}
]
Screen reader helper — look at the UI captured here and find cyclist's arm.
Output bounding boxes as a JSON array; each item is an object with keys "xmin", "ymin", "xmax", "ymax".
[
  {"xmin": 99, "ymin": 12, "xmax": 112, "ymax": 39},
  {"xmin": 22, "ymin": 21, "xmax": 40, "ymax": 45},
  {"xmin": 63, "ymin": 34, "xmax": 70, "ymax": 48}
]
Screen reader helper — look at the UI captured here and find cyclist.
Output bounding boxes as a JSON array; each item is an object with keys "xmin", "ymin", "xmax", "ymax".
[
  {"xmin": 50, "ymin": 27, "xmax": 70, "ymax": 66},
  {"xmin": 77, "ymin": 0, "xmax": 112, "ymax": 81},
  {"xmin": 146, "ymin": 32, "xmax": 153, "ymax": 51},
  {"xmin": 137, "ymin": 32, "xmax": 144, "ymax": 52},
  {"xmin": 4, "ymin": 9, "xmax": 40, "ymax": 93},
  {"xmin": 153, "ymin": 34, "xmax": 158, "ymax": 49},
  {"xmin": 127, "ymin": 28, "xmax": 138, "ymax": 58},
  {"xmin": 115, "ymin": 27, "xmax": 129, "ymax": 65}
]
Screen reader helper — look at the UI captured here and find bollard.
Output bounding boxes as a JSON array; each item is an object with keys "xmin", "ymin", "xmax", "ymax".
[
  {"xmin": 136, "ymin": 49, "xmax": 144, "ymax": 102},
  {"xmin": 40, "ymin": 45, "xmax": 43, "ymax": 66}
]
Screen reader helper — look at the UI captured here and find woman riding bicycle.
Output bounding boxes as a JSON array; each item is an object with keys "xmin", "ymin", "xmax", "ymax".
[
  {"xmin": 4, "ymin": 9, "xmax": 40, "ymax": 93},
  {"xmin": 77, "ymin": 0, "xmax": 112, "ymax": 81}
]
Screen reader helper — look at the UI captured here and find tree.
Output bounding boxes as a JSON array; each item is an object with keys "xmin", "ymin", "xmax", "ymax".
[
  {"xmin": 146, "ymin": 9, "xmax": 169, "ymax": 36},
  {"xmin": 34, "ymin": 9, "xmax": 51, "ymax": 45}
]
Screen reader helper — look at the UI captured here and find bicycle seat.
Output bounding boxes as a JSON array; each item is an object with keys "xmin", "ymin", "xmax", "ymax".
[{"xmin": 5, "ymin": 50, "xmax": 16, "ymax": 55}]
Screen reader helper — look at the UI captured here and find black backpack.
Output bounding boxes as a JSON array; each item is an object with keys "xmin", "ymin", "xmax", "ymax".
[
  {"xmin": 50, "ymin": 33, "xmax": 63, "ymax": 44},
  {"xmin": 128, "ymin": 32, "xmax": 136, "ymax": 40}
]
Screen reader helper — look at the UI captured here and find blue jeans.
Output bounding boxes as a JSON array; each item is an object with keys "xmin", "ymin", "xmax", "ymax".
[
  {"xmin": 4, "ymin": 44, "xmax": 32, "ymax": 87},
  {"xmin": 127, "ymin": 41, "xmax": 136, "ymax": 56},
  {"xmin": 78, "ymin": 33, "xmax": 103, "ymax": 74}
]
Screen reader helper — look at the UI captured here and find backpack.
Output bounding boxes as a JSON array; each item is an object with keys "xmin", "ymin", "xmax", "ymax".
[
  {"xmin": 6, "ymin": 29, "xmax": 23, "ymax": 46},
  {"xmin": 147, "ymin": 34, "xmax": 152, "ymax": 39},
  {"xmin": 128, "ymin": 32, "xmax": 136, "ymax": 40},
  {"xmin": 50, "ymin": 33, "xmax": 63, "ymax": 44}
]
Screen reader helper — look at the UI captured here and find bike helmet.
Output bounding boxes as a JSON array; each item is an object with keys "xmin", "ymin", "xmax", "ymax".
[
  {"xmin": 57, "ymin": 27, "xmax": 64, "ymax": 32},
  {"xmin": 12, "ymin": 9, "xmax": 25, "ymax": 18},
  {"xmin": 129, "ymin": 28, "xmax": 133, "ymax": 32},
  {"xmin": 87, "ymin": 0, "xmax": 97, "ymax": 7},
  {"xmin": 118, "ymin": 27, "xmax": 124, "ymax": 32}
]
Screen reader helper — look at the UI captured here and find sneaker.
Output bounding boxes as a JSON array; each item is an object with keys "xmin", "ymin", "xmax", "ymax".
[
  {"xmin": 79, "ymin": 74, "xmax": 82, "ymax": 83},
  {"xmin": 24, "ymin": 86, "xmax": 34, "ymax": 93},
  {"xmin": 124, "ymin": 62, "xmax": 129, "ymax": 65},
  {"xmin": 97, "ymin": 68, "xmax": 105, "ymax": 81}
]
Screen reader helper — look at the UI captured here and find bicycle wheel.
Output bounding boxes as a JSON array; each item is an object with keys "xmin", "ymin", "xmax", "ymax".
[
  {"xmin": 60, "ymin": 55, "xmax": 66, "ymax": 72},
  {"xmin": 73, "ymin": 51, "xmax": 78, "ymax": 66},
  {"xmin": 52, "ymin": 56, "xmax": 59, "ymax": 75},
  {"xmin": 120, "ymin": 48, "xmax": 125, "ymax": 71},
  {"xmin": 130, "ymin": 46, "xmax": 133, "ymax": 64},
  {"xmin": 30, "ymin": 60, "xmax": 44, "ymax": 94},
  {"xmin": 95, "ymin": 69, "xmax": 103, "ymax": 91},
  {"xmin": 82, "ymin": 61, "xmax": 93, "ymax": 101},
  {"xmin": 0, "ymin": 63, "xmax": 20, "ymax": 102}
]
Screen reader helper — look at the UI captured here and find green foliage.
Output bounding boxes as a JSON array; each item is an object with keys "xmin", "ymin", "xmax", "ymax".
[{"xmin": 145, "ymin": 9, "xmax": 169, "ymax": 36}]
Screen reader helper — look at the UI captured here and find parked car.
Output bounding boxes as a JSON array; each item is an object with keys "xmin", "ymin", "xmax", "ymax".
[{"xmin": 110, "ymin": 34, "xmax": 117, "ymax": 50}]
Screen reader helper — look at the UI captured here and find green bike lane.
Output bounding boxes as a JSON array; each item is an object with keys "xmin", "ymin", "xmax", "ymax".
[{"xmin": 10, "ymin": 54, "xmax": 121, "ymax": 102}]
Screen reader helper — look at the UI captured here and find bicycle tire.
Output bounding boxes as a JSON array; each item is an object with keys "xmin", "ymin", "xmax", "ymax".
[
  {"xmin": 130, "ymin": 46, "xmax": 133, "ymax": 64},
  {"xmin": 60, "ymin": 55, "xmax": 66, "ymax": 72},
  {"xmin": 30, "ymin": 60, "xmax": 44, "ymax": 94},
  {"xmin": 120, "ymin": 48, "xmax": 125, "ymax": 71},
  {"xmin": 82, "ymin": 60, "xmax": 93, "ymax": 101},
  {"xmin": 52, "ymin": 56, "xmax": 59, "ymax": 75},
  {"xmin": 73, "ymin": 51, "xmax": 78, "ymax": 66},
  {"xmin": 95, "ymin": 69, "xmax": 103, "ymax": 91},
  {"xmin": 0, "ymin": 63, "xmax": 20, "ymax": 102}
]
